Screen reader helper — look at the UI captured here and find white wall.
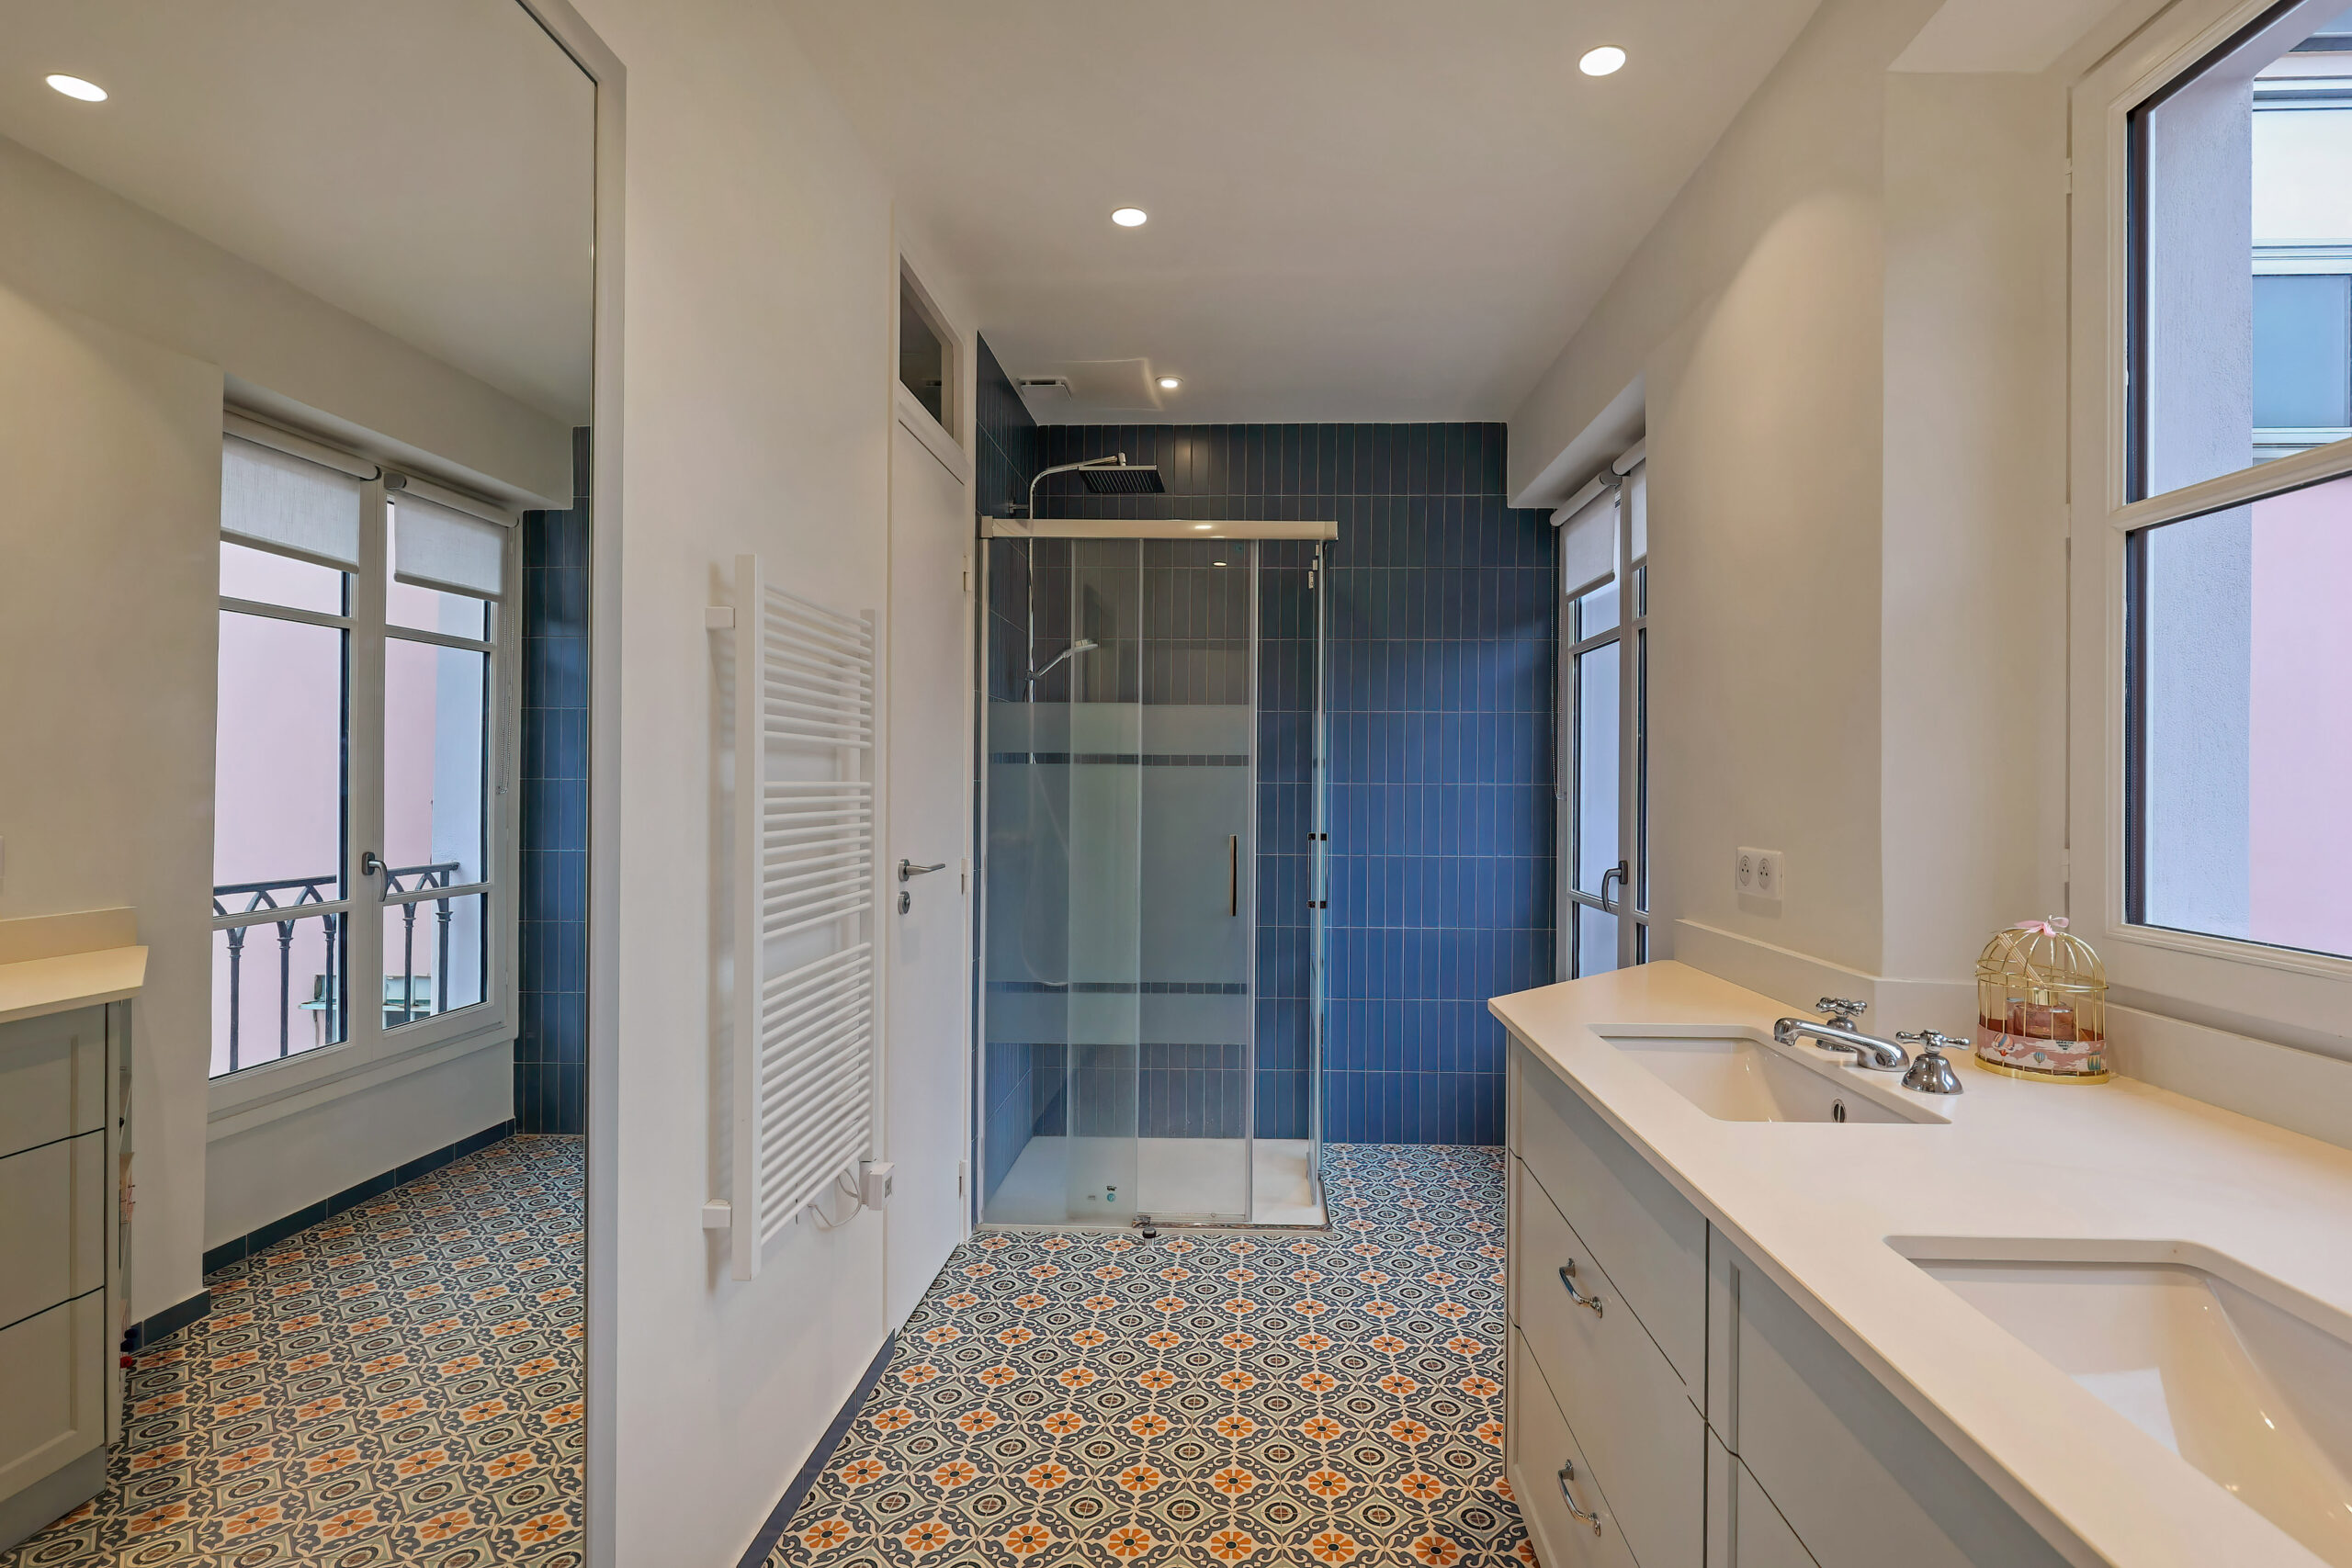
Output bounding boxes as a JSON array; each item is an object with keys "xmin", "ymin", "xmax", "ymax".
[
  {"xmin": 568, "ymin": 0, "xmax": 977, "ymax": 1559},
  {"xmin": 1508, "ymin": 0, "xmax": 2085, "ymax": 1032},
  {"xmin": 0, "ymin": 136, "xmax": 571, "ymax": 504},
  {"xmin": 0, "ymin": 134, "xmax": 564, "ymax": 1321},
  {"xmin": 0, "ymin": 291, "xmax": 220, "ymax": 1327}
]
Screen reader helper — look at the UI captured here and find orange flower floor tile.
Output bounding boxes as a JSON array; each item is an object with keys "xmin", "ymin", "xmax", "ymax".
[
  {"xmin": 3, "ymin": 1134, "xmax": 583, "ymax": 1568},
  {"xmin": 765, "ymin": 1145, "xmax": 1529, "ymax": 1568}
]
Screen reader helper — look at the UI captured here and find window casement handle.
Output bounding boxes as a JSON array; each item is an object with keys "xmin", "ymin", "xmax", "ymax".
[
  {"xmin": 1557, "ymin": 1260, "xmax": 1604, "ymax": 1317},
  {"xmin": 1598, "ymin": 862, "xmax": 1628, "ymax": 911},
  {"xmin": 360, "ymin": 851, "xmax": 384, "ymax": 877},
  {"xmin": 1556, "ymin": 1461, "xmax": 1603, "ymax": 1535}
]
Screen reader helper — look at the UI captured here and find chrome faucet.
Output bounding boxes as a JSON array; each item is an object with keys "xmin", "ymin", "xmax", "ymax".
[{"xmin": 1772, "ymin": 998, "xmax": 1911, "ymax": 1073}]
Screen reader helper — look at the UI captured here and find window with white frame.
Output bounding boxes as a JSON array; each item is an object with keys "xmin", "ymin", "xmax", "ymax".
[
  {"xmin": 2075, "ymin": 0, "xmax": 2352, "ymax": 1024},
  {"xmin": 210, "ymin": 423, "xmax": 515, "ymax": 1078},
  {"xmin": 1556, "ymin": 451, "xmax": 1649, "ymax": 978}
]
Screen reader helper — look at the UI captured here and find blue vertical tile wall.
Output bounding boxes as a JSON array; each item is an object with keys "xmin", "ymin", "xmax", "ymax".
[
  {"xmin": 1034, "ymin": 423, "xmax": 1556, "ymax": 1145},
  {"xmin": 514, "ymin": 428, "xmax": 590, "ymax": 1134}
]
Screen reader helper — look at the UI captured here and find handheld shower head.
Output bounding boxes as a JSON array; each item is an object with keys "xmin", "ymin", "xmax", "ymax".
[{"xmin": 1025, "ymin": 637, "xmax": 1099, "ymax": 689}]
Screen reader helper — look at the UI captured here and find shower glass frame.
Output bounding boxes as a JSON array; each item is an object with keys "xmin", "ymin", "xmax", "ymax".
[{"xmin": 972, "ymin": 524, "xmax": 1329, "ymax": 1231}]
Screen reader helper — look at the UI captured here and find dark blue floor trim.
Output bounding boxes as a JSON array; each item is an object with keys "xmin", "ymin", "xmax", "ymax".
[
  {"xmin": 198, "ymin": 1120, "xmax": 515, "ymax": 1279},
  {"xmin": 737, "ymin": 1333, "xmax": 897, "ymax": 1568},
  {"xmin": 124, "ymin": 1289, "xmax": 212, "ymax": 1353}
]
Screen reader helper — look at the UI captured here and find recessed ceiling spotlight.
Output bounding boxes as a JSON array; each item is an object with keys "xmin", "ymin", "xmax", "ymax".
[
  {"xmin": 46, "ymin": 73, "xmax": 107, "ymax": 101},
  {"xmin": 1157, "ymin": 376, "xmax": 1182, "ymax": 391},
  {"xmin": 1578, "ymin": 46, "xmax": 1626, "ymax": 76},
  {"xmin": 1111, "ymin": 207, "xmax": 1148, "ymax": 228}
]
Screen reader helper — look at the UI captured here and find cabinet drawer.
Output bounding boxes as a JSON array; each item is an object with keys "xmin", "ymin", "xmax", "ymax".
[
  {"xmin": 0, "ymin": 1131, "xmax": 106, "ymax": 1329},
  {"xmin": 0, "ymin": 1008, "xmax": 106, "ymax": 1161},
  {"xmin": 1512, "ymin": 1041, "xmax": 1707, "ymax": 1383},
  {"xmin": 0, "ymin": 1293, "xmax": 106, "ymax": 1501},
  {"xmin": 1513, "ymin": 1160, "xmax": 1703, "ymax": 1568},
  {"xmin": 1510, "ymin": 1326, "xmax": 1643, "ymax": 1568},
  {"xmin": 1708, "ymin": 1431, "xmax": 1818, "ymax": 1568},
  {"xmin": 1710, "ymin": 1232, "xmax": 2071, "ymax": 1568}
]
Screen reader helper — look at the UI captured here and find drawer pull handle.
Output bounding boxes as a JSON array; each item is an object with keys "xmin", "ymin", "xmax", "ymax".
[
  {"xmin": 1556, "ymin": 1261, "xmax": 1604, "ymax": 1318},
  {"xmin": 1556, "ymin": 1461, "xmax": 1603, "ymax": 1535}
]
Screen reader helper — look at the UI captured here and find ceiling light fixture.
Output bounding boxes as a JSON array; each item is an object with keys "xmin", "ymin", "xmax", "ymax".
[
  {"xmin": 46, "ymin": 73, "xmax": 107, "ymax": 101},
  {"xmin": 1111, "ymin": 207, "xmax": 1148, "ymax": 228},
  {"xmin": 1193, "ymin": 524, "xmax": 1213, "ymax": 531},
  {"xmin": 1158, "ymin": 377, "xmax": 1182, "ymax": 391},
  {"xmin": 1578, "ymin": 46, "xmax": 1626, "ymax": 76}
]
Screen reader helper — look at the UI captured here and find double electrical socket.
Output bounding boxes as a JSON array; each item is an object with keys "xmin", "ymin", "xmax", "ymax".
[{"xmin": 1736, "ymin": 846, "xmax": 1784, "ymax": 903}]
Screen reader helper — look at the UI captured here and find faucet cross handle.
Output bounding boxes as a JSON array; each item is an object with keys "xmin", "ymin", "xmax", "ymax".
[
  {"xmin": 1815, "ymin": 996, "xmax": 1867, "ymax": 1025},
  {"xmin": 1895, "ymin": 1030, "xmax": 1968, "ymax": 1095}
]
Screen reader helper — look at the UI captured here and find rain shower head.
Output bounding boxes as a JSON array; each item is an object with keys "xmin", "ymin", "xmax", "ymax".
[
  {"xmin": 1078, "ymin": 462, "xmax": 1164, "ymax": 495},
  {"xmin": 1023, "ymin": 455, "xmax": 1165, "ymax": 517}
]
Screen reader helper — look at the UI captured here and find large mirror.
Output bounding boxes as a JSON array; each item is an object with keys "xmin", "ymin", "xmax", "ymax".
[{"xmin": 0, "ymin": 3, "xmax": 597, "ymax": 1561}]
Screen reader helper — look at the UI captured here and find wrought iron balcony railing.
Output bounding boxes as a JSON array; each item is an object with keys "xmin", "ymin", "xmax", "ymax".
[{"xmin": 211, "ymin": 861, "xmax": 463, "ymax": 1074}]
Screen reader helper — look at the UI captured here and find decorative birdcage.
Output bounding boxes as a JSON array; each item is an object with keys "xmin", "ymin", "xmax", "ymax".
[{"xmin": 1973, "ymin": 919, "xmax": 2109, "ymax": 1083}]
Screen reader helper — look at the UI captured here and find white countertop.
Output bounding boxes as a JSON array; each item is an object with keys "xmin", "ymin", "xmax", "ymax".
[
  {"xmin": 1492, "ymin": 961, "xmax": 2352, "ymax": 1568},
  {"xmin": 0, "ymin": 944, "xmax": 147, "ymax": 1026}
]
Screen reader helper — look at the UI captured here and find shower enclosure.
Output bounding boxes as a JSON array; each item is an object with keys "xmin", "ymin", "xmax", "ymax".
[{"xmin": 978, "ymin": 518, "xmax": 1330, "ymax": 1227}]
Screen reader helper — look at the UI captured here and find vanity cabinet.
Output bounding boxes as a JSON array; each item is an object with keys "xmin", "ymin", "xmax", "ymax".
[
  {"xmin": 1507, "ymin": 1042, "xmax": 2064, "ymax": 1568},
  {"xmin": 0, "ymin": 1004, "xmax": 122, "ymax": 1552}
]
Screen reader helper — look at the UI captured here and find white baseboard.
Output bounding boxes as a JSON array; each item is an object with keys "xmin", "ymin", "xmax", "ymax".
[{"xmin": 1667, "ymin": 920, "xmax": 1973, "ymax": 1035}]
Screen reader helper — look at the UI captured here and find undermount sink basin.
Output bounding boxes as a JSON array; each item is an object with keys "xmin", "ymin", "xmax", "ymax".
[
  {"xmin": 1904, "ymin": 1240, "xmax": 2352, "ymax": 1565},
  {"xmin": 1600, "ymin": 1031, "xmax": 1948, "ymax": 1124}
]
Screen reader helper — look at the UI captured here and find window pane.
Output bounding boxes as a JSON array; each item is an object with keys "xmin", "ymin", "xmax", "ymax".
[
  {"xmin": 215, "ymin": 611, "xmax": 345, "ymax": 895},
  {"xmin": 211, "ymin": 911, "xmax": 345, "ymax": 1076},
  {"xmin": 220, "ymin": 540, "xmax": 345, "ymax": 615},
  {"xmin": 382, "ymin": 891, "xmax": 488, "ymax": 1028},
  {"xmin": 1575, "ymin": 639, "xmax": 1621, "ymax": 895},
  {"xmin": 900, "ymin": 280, "xmax": 946, "ymax": 426},
  {"xmin": 2131, "ymin": 468, "xmax": 2352, "ymax": 958},
  {"xmin": 384, "ymin": 637, "xmax": 489, "ymax": 887},
  {"xmin": 2252, "ymin": 273, "xmax": 2351, "ymax": 429},
  {"xmin": 1577, "ymin": 580, "xmax": 1620, "ymax": 639},
  {"xmin": 2133, "ymin": 10, "xmax": 2352, "ymax": 496},
  {"xmin": 1577, "ymin": 904, "xmax": 1619, "ymax": 979}
]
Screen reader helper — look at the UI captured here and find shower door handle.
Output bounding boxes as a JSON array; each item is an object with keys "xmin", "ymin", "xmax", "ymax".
[{"xmin": 1228, "ymin": 835, "xmax": 1239, "ymax": 918}]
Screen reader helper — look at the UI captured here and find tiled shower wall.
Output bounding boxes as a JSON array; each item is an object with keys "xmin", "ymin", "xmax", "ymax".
[
  {"xmin": 975, "ymin": 339, "xmax": 1557, "ymax": 1151},
  {"xmin": 1034, "ymin": 423, "xmax": 1556, "ymax": 1145},
  {"xmin": 514, "ymin": 428, "xmax": 590, "ymax": 1134}
]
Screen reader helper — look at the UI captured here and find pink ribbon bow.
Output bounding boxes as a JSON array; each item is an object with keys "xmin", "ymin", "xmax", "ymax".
[{"xmin": 2010, "ymin": 917, "xmax": 2069, "ymax": 936}]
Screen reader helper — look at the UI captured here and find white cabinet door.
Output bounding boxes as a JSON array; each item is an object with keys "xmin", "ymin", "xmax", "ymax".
[{"xmin": 0, "ymin": 1294, "xmax": 105, "ymax": 1503}]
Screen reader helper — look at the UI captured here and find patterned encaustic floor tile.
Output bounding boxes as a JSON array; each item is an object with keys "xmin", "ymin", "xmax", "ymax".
[
  {"xmin": 765, "ymin": 1145, "xmax": 1528, "ymax": 1568},
  {"xmin": 2, "ymin": 1134, "xmax": 584, "ymax": 1568}
]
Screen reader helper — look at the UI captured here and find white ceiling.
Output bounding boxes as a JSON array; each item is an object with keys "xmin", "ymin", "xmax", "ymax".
[
  {"xmin": 785, "ymin": 0, "xmax": 1823, "ymax": 424},
  {"xmin": 0, "ymin": 0, "xmax": 594, "ymax": 422}
]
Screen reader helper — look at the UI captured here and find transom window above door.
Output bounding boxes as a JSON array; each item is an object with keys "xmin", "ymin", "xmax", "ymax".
[{"xmin": 210, "ymin": 423, "xmax": 516, "ymax": 1079}]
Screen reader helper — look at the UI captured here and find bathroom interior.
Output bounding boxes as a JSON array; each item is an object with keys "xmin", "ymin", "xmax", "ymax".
[{"xmin": 5, "ymin": 0, "xmax": 2352, "ymax": 1565}]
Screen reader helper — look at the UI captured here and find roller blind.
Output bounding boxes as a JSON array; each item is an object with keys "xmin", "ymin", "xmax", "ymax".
[
  {"xmin": 1556, "ymin": 483, "xmax": 1616, "ymax": 598},
  {"xmin": 221, "ymin": 434, "xmax": 363, "ymax": 569},
  {"xmin": 393, "ymin": 491, "xmax": 506, "ymax": 599},
  {"xmin": 1623, "ymin": 459, "xmax": 1647, "ymax": 561}
]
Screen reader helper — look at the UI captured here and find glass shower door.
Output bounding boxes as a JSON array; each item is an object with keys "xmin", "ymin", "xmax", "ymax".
[{"xmin": 980, "ymin": 535, "xmax": 1262, "ymax": 1225}]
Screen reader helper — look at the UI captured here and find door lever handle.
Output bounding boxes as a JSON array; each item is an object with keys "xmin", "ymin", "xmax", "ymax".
[{"xmin": 899, "ymin": 859, "xmax": 947, "ymax": 882}]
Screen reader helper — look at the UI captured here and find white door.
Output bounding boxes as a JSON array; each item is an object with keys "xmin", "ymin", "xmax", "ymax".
[{"xmin": 884, "ymin": 400, "xmax": 974, "ymax": 1325}]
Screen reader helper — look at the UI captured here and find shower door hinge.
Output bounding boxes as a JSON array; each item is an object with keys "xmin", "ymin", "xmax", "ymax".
[{"xmin": 1309, "ymin": 899, "xmax": 1328, "ymax": 910}]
